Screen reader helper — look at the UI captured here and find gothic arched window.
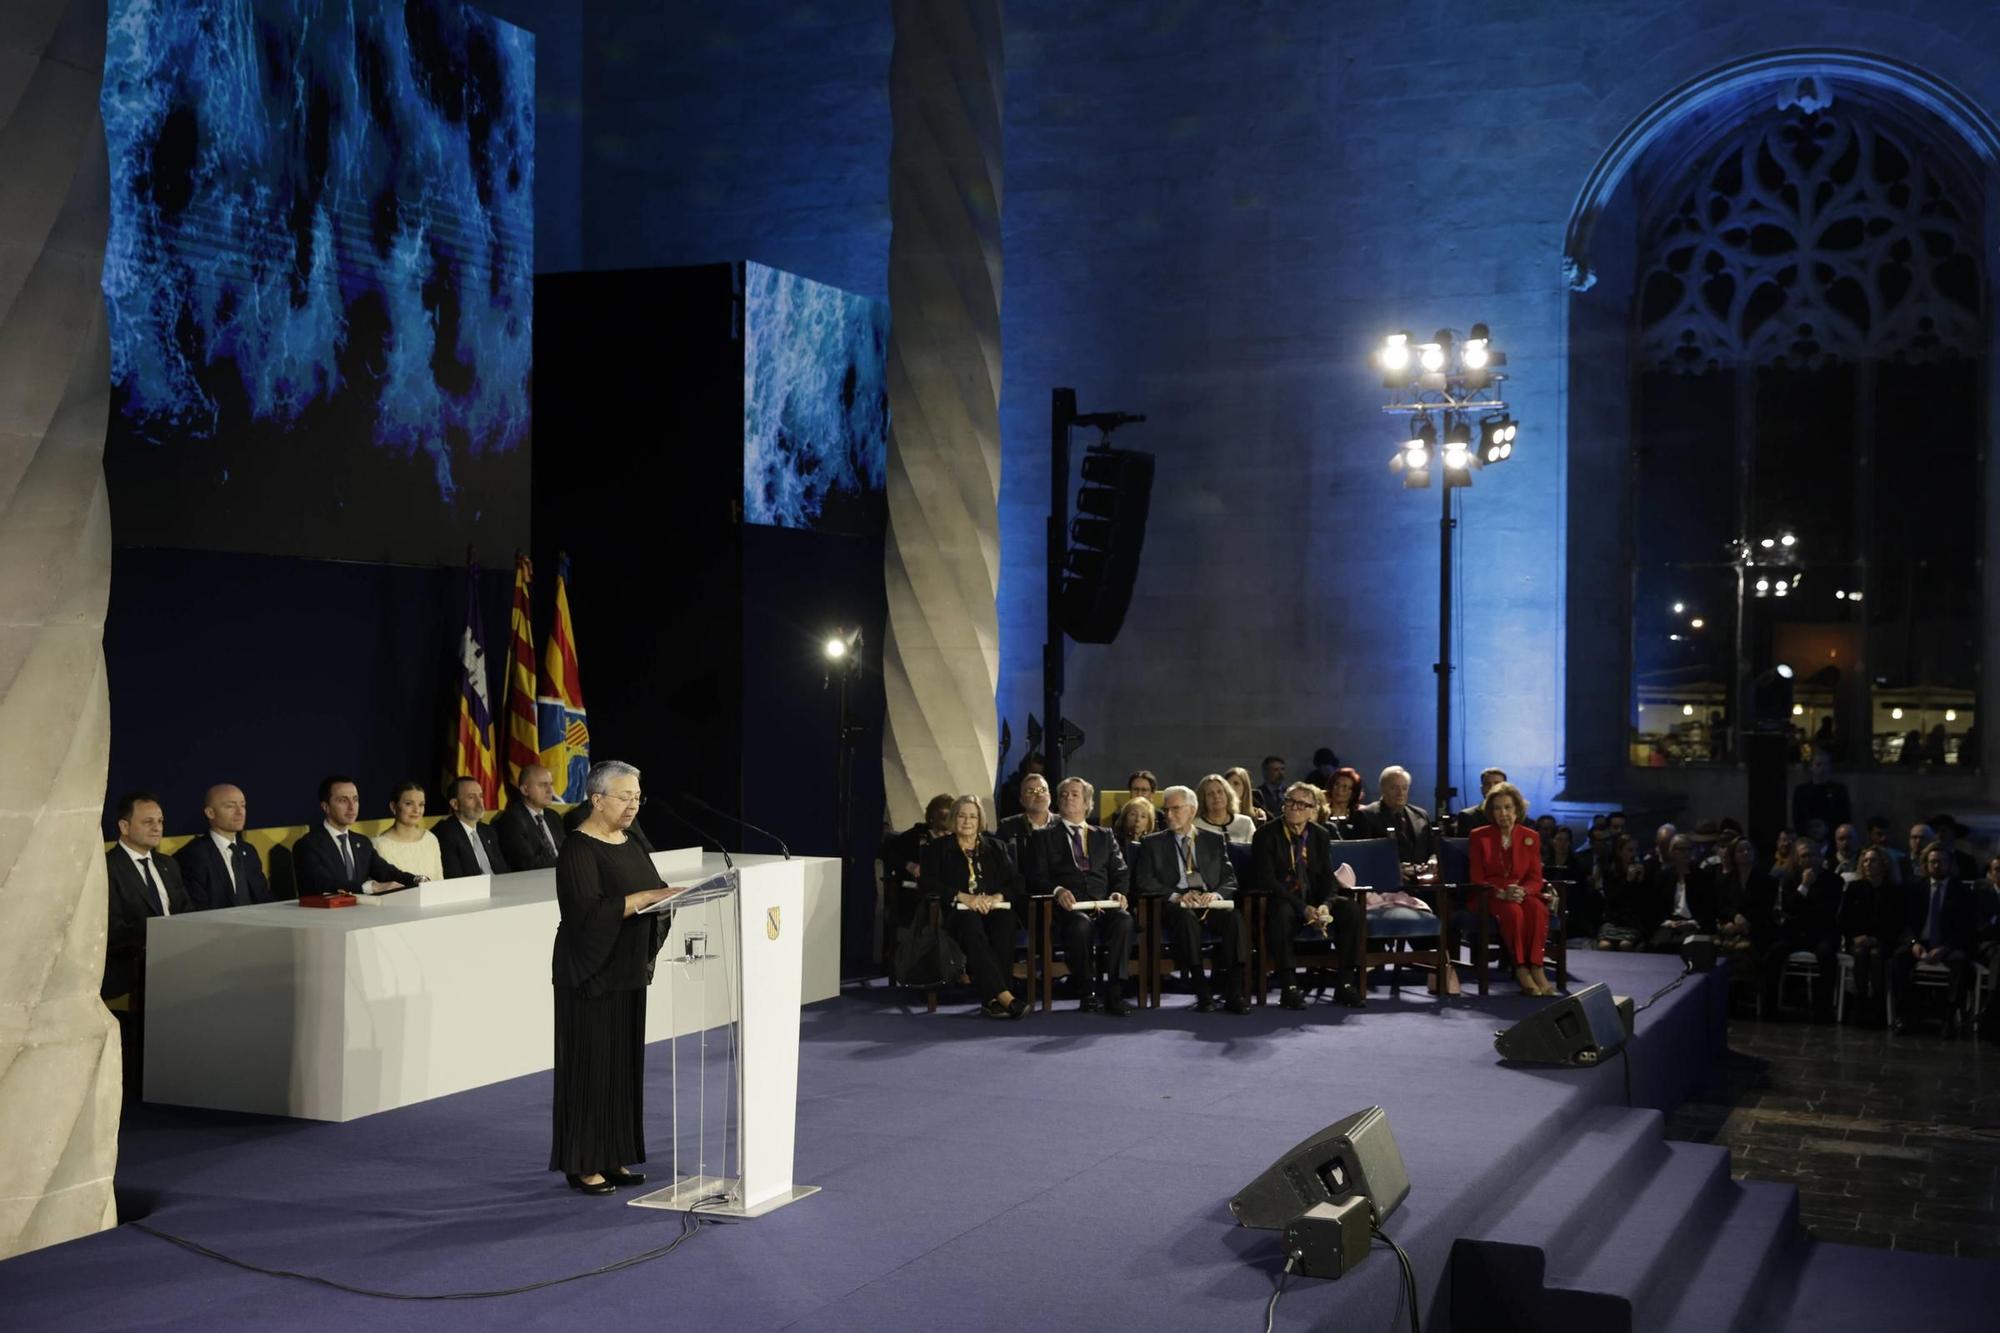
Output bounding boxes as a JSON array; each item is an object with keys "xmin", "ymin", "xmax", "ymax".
[{"xmin": 1628, "ymin": 88, "xmax": 1983, "ymax": 771}]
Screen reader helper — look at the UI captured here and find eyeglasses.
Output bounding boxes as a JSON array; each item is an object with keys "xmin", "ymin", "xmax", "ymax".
[
  {"xmin": 1283, "ymin": 798, "xmax": 1318, "ymax": 810},
  {"xmin": 601, "ymin": 792, "xmax": 646, "ymax": 806}
]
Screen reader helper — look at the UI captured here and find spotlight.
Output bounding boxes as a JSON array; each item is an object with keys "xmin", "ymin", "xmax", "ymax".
[
  {"xmin": 1793, "ymin": 704, "xmax": 1804, "ymax": 716},
  {"xmin": 1946, "ymin": 709, "xmax": 1958, "ymax": 722},
  {"xmin": 1849, "ymin": 590, "xmax": 1862, "ymax": 602},
  {"xmin": 823, "ymin": 627, "xmax": 862, "ymax": 665},
  {"xmin": 1419, "ymin": 332, "xmax": 1449, "ymax": 373},
  {"xmin": 1776, "ymin": 663, "xmax": 1794, "ymax": 679},
  {"xmin": 1835, "ymin": 589, "xmax": 1847, "ymax": 600},
  {"xmin": 1682, "ymin": 704, "xmax": 1695, "ymax": 717},
  {"xmin": 1759, "ymin": 537, "xmax": 1775, "ymax": 550},
  {"xmin": 1380, "ymin": 332, "xmax": 1412, "ymax": 372},
  {"xmin": 1779, "ymin": 532, "xmax": 1796, "ymax": 547},
  {"xmin": 1478, "ymin": 415, "xmax": 1518, "ymax": 463},
  {"xmin": 1690, "ymin": 617, "xmax": 1705, "ymax": 629},
  {"xmin": 1442, "ymin": 419, "xmax": 1471, "ymax": 472},
  {"xmin": 1669, "ymin": 633, "xmax": 1682, "ymax": 642},
  {"xmin": 1892, "ymin": 707, "xmax": 1904, "ymax": 720},
  {"xmin": 1673, "ymin": 601, "xmax": 1685, "ymax": 614},
  {"xmin": 1463, "ymin": 338, "xmax": 1489, "ymax": 370},
  {"xmin": 1755, "ymin": 578, "xmax": 1770, "ymax": 593}
]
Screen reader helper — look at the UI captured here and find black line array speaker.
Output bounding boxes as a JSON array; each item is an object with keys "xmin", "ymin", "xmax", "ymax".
[
  {"xmin": 1059, "ymin": 447, "xmax": 1153, "ymax": 644},
  {"xmin": 1493, "ymin": 981, "xmax": 1633, "ymax": 1066},
  {"xmin": 1228, "ymin": 1106, "xmax": 1409, "ymax": 1230}
]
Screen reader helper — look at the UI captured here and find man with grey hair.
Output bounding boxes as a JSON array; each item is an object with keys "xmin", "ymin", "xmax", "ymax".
[
  {"xmin": 1358, "ymin": 765, "xmax": 1431, "ymax": 867},
  {"xmin": 1133, "ymin": 785, "xmax": 1247, "ymax": 1013},
  {"xmin": 1024, "ymin": 775, "xmax": 1135, "ymax": 1014}
]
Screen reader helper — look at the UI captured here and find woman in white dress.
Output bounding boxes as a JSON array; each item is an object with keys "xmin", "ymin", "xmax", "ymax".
[
  {"xmin": 1194, "ymin": 773, "xmax": 1257, "ymax": 844},
  {"xmin": 373, "ymin": 780, "xmax": 444, "ymax": 883}
]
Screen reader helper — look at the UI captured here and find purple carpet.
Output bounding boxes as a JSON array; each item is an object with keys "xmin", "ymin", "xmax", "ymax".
[{"xmin": 1, "ymin": 952, "xmax": 1989, "ymax": 1331}]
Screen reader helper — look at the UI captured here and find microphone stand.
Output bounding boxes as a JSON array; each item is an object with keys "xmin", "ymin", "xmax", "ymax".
[{"xmin": 679, "ymin": 791, "xmax": 792, "ymax": 860}]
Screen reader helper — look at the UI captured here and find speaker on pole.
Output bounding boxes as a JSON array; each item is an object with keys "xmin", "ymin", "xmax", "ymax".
[
  {"xmin": 1059, "ymin": 446, "xmax": 1152, "ymax": 644},
  {"xmin": 1228, "ymin": 1106, "xmax": 1409, "ymax": 1230}
]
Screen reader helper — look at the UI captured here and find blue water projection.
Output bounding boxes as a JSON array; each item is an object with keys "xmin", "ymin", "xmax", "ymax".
[
  {"xmin": 742, "ymin": 261, "xmax": 889, "ymax": 534},
  {"xmin": 101, "ymin": 0, "xmax": 532, "ymax": 558}
]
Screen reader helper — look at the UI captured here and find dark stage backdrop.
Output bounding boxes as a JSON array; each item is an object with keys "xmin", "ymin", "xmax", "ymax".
[
  {"xmin": 101, "ymin": 0, "xmax": 535, "ymax": 566},
  {"xmin": 102, "ymin": 547, "xmax": 512, "ymax": 839},
  {"xmin": 536, "ymin": 266, "xmax": 887, "ymax": 973}
]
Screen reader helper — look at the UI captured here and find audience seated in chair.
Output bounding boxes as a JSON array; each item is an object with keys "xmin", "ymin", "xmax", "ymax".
[
  {"xmin": 1466, "ymin": 782, "xmax": 1555, "ymax": 996},
  {"xmin": 1888, "ymin": 843, "xmax": 1979, "ymax": 1033},
  {"xmin": 104, "ymin": 791, "xmax": 192, "ymax": 1000},
  {"xmin": 917, "ymin": 796, "xmax": 1028, "ymax": 1020},
  {"xmin": 1133, "ymin": 786, "xmax": 1249, "ymax": 1014},
  {"xmin": 1024, "ymin": 776, "xmax": 1134, "ymax": 1015},
  {"xmin": 1193, "ymin": 773, "xmax": 1256, "ymax": 844},
  {"xmin": 1251, "ymin": 781, "xmax": 1364, "ymax": 1010}
]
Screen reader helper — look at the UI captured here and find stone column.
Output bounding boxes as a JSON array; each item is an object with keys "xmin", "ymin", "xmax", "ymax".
[
  {"xmin": 881, "ymin": 0, "xmax": 1004, "ymax": 827},
  {"xmin": 0, "ymin": 0, "xmax": 120, "ymax": 1260}
]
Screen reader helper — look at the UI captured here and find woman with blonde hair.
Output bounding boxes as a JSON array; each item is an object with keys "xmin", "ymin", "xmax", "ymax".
[
  {"xmin": 1113, "ymin": 796, "xmax": 1157, "ymax": 849},
  {"xmin": 1225, "ymin": 767, "xmax": 1268, "ymax": 824},
  {"xmin": 1195, "ymin": 773, "xmax": 1256, "ymax": 844}
]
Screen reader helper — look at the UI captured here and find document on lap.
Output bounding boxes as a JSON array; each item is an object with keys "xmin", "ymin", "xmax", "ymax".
[
  {"xmin": 1067, "ymin": 899, "xmax": 1123, "ymax": 910},
  {"xmin": 955, "ymin": 900, "xmax": 1012, "ymax": 910}
]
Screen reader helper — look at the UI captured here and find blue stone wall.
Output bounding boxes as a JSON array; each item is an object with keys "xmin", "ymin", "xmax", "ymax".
[{"xmin": 551, "ymin": 0, "xmax": 2000, "ymax": 818}]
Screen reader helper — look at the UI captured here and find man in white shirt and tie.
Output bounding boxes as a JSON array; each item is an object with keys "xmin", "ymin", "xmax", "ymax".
[
  {"xmin": 292, "ymin": 776, "xmax": 412, "ymax": 896},
  {"xmin": 496, "ymin": 764, "xmax": 566, "ymax": 871},
  {"xmin": 175, "ymin": 783, "xmax": 275, "ymax": 909},
  {"xmin": 438, "ymin": 776, "xmax": 513, "ymax": 878},
  {"xmin": 1888, "ymin": 844, "xmax": 1975, "ymax": 1033},
  {"xmin": 103, "ymin": 791, "xmax": 193, "ymax": 998}
]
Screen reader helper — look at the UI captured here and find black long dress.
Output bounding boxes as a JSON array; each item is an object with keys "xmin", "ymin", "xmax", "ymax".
[{"xmin": 549, "ymin": 830, "xmax": 669, "ymax": 1175}]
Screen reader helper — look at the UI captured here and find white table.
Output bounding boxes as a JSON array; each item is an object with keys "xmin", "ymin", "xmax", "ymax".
[{"xmin": 141, "ymin": 849, "xmax": 840, "ymax": 1121}]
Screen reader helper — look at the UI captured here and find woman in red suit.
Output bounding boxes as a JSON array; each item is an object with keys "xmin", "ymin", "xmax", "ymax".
[{"xmin": 1467, "ymin": 782, "xmax": 1556, "ymax": 995}]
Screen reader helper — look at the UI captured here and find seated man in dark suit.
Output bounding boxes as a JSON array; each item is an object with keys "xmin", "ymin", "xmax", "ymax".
[
  {"xmin": 1253, "ymin": 781, "xmax": 1365, "ymax": 1009},
  {"xmin": 1132, "ymin": 785, "xmax": 1248, "ymax": 1014},
  {"xmin": 174, "ymin": 783, "xmax": 276, "ymax": 909},
  {"xmin": 995, "ymin": 772, "xmax": 1055, "ymax": 865},
  {"xmin": 104, "ymin": 791, "xmax": 193, "ymax": 999},
  {"xmin": 495, "ymin": 764, "xmax": 567, "ymax": 871},
  {"xmin": 1452, "ymin": 768, "xmax": 1507, "ymax": 836},
  {"xmin": 1888, "ymin": 843, "xmax": 1980, "ymax": 1033},
  {"xmin": 436, "ymin": 775, "xmax": 513, "ymax": 878},
  {"xmin": 1024, "ymin": 776, "xmax": 1134, "ymax": 1014},
  {"xmin": 292, "ymin": 775, "xmax": 417, "ymax": 896},
  {"xmin": 1356, "ymin": 765, "xmax": 1432, "ymax": 871}
]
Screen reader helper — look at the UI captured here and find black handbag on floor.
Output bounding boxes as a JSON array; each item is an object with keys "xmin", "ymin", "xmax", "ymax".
[{"xmin": 893, "ymin": 911, "xmax": 967, "ymax": 989}]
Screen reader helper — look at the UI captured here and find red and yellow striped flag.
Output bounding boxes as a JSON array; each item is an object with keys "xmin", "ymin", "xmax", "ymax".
[
  {"xmin": 452, "ymin": 563, "xmax": 501, "ymax": 808},
  {"xmin": 500, "ymin": 554, "xmax": 539, "ymax": 806},
  {"xmin": 537, "ymin": 556, "xmax": 590, "ymax": 802}
]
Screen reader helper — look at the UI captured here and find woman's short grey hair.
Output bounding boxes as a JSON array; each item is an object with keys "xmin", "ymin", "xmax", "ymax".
[
  {"xmin": 585, "ymin": 760, "xmax": 641, "ymax": 797},
  {"xmin": 951, "ymin": 794, "xmax": 986, "ymax": 833}
]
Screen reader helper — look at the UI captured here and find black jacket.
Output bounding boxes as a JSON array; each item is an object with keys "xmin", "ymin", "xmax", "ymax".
[
  {"xmin": 104, "ymin": 845, "xmax": 193, "ymax": 997},
  {"xmin": 437, "ymin": 817, "xmax": 513, "ymax": 878},
  {"xmin": 1131, "ymin": 827, "xmax": 1237, "ymax": 901},
  {"xmin": 175, "ymin": 832, "xmax": 276, "ymax": 909},
  {"xmin": 496, "ymin": 802, "xmax": 566, "ymax": 871},
  {"xmin": 917, "ymin": 833, "xmax": 1024, "ymax": 907},
  {"xmin": 1355, "ymin": 800, "xmax": 1432, "ymax": 863},
  {"xmin": 1250, "ymin": 819, "xmax": 1337, "ymax": 907},
  {"xmin": 1901, "ymin": 878, "xmax": 1980, "ymax": 952},
  {"xmin": 1645, "ymin": 864, "xmax": 1717, "ymax": 932},
  {"xmin": 293, "ymin": 824, "xmax": 419, "ymax": 895},
  {"xmin": 1023, "ymin": 822, "xmax": 1129, "ymax": 900}
]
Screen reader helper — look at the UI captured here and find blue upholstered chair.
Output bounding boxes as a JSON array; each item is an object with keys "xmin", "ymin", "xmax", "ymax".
[{"xmin": 1340, "ymin": 837, "xmax": 1448, "ymax": 998}]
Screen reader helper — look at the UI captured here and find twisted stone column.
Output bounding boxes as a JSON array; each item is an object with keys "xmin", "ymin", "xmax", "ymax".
[
  {"xmin": 882, "ymin": 0, "xmax": 1003, "ymax": 826},
  {"xmin": 0, "ymin": 0, "xmax": 119, "ymax": 1260}
]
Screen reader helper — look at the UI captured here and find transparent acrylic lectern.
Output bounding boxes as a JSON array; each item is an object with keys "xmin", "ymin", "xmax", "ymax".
[{"xmin": 627, "ymin": 860, "xmax": 821, "ymax": 1219}]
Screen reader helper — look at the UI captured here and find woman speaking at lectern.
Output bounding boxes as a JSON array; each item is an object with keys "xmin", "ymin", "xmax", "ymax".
[{"xmin": 550, "ymin": 760, "xmax": 677, "ymax": 1195}]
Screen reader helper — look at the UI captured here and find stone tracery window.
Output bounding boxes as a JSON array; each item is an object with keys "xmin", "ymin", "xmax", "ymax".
[{"xmin": 1636, "ymin": 104, "xmax": 1981, "ymax": 373}]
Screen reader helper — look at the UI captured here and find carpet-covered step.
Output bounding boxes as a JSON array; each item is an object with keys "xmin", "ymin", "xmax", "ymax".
[
  {"xmin": 1453, "ymin": 1132, "xmax": 1773, "ymax": 1333},
  {"xmin": 1774, "ymin": 1240, "xmax": 2000, "ymax": 1332},
  {"xmin": 1637, "ymin": 1178, "xmax": 1804, "ymax": 1333}
]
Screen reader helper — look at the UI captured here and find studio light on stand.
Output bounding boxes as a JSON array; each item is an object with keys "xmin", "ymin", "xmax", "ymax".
[
  {"xmin": 1377, "ymin": 321, "xmax": 1519, "ymax": 831},
  {"xmin": 823, "ymin": 627, "xmax": 863, "ymax": 876}
]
